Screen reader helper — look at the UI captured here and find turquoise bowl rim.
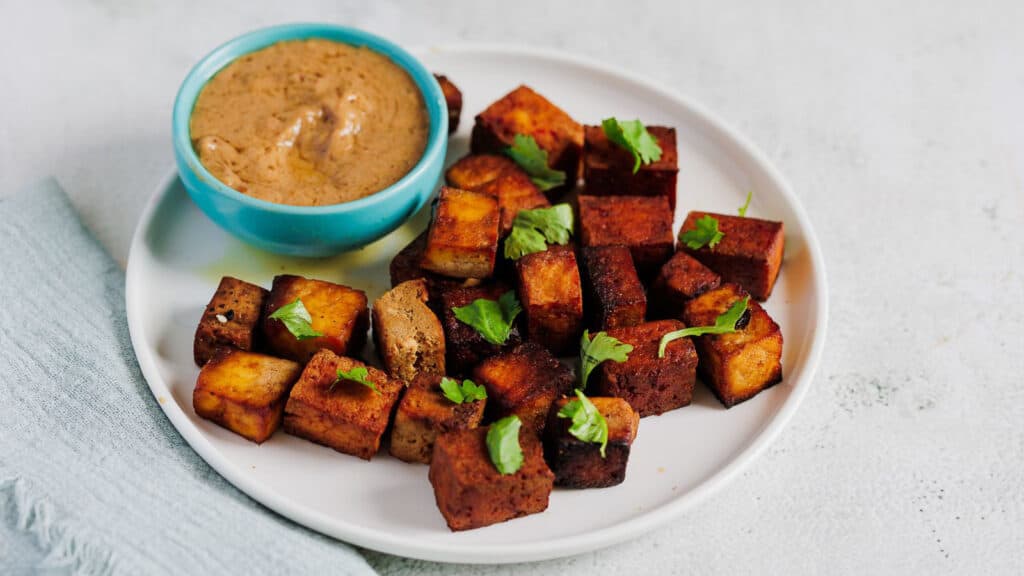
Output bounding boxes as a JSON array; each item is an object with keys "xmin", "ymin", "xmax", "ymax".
[{"xmin": 172, "ymin": 23, "xmax": 448, "ymax": 217}]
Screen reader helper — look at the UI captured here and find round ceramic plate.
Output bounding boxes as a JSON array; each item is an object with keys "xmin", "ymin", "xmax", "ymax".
[{"xmin": 126, "ymin": 45, "xmax": 828, "ymax": 564}]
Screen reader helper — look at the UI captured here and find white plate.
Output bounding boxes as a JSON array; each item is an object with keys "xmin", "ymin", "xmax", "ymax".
[{"xmin": 126, "ymin": 45, "xmax": 828, "ymax": 564}]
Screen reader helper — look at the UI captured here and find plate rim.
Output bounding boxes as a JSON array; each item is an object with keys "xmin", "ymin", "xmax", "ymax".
[{"xmin": 126, "ymin": 43, "xmax": 829, "ymax": 564}]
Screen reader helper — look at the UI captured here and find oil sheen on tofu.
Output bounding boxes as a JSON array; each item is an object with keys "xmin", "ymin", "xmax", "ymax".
[{"xmin": 189, "ymin": 39, "xmax": 428, "ymax": 206}]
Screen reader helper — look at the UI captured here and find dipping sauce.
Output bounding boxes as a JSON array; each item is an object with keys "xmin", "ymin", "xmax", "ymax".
[{"xmin": 190, "ymin": 39, "xmax": 429, "ymax": 206}]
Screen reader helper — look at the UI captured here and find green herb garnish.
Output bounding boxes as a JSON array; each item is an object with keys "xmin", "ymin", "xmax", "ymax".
[
  {"xmin": 602, "ymin": 118, "xmax": 663, "ymax": 174},
  {"xmin": 738, "ymin": 191, "xmax": 752, "ymax": 217},
  {"xmin": 505, "ymin": 134, "xmax": 567, "ymax": 191},
  {"xmin": 486, "ymin": 415, "xmax": 524, "ymax": 475},
  {"xmin": 680, "ymin": 215, "xmax": 725, "ymax": 250},
  {"xmin": 557, "ymin": 389, "xmax": 609, "ymax": 458},
  {"xmin": 267, "ymin": 298, "xmax": 323, "ymax": 340},
  {"xmin": 579, "ymin": 330, "xmax": 633, "ymax": 389},
  {"xmin": 503, "ymin": 204, "xmax": 574, "ymax": 260},
  {"xmin": 329, "ymin": 366, "xmax": 380, "ymax": 394},
  {"xmin": 440, "ymin": 377, "xmax": 487, "ymax": 404},
  {"xmin": 657, "ymin": 297, "xmax": 750, "ymax": 357},
  {"xmin": 452, "ymin": 291, "xmax": 522, "ymax": 346}
]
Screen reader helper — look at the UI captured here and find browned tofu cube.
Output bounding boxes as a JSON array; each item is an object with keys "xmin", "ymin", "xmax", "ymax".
[
  {"xmin": 679, "ymin": 211, "xmax": 785, "ymax": 300},
  {"xmin": 593, "ymin": 320, "xmax": 698, "ymax": 417},
  {"xmin": 429, "ymin": 426, "xmax": 554, "ymax": 531},
  {"xmin": 389, "ymin": 373, "xmax": 486, "ymax": 464},
  {"xmin": 283, "ymin": 350, "xmax": 403, "ymax": 459},
  {"xmin": 434, "ymin": 74, "xmax": 462, "ymax": 134},
  {"xmin": 470, "ymin": 85, "xmax": 584, "ymax": 186},
  {"xmin": 421, "ymin": 187, "xmax": 500, "ymax": 279},
  {"xmin": 445, "ymin": 154, "xmax": 550, "ymax": 234},
  {"xmin": 583, "ymin": 125, "xmax": 679, "ymax": 209},
  {"xmin": 372, "ymin": 279, "xmax": 446, "ymax": 383},
  {"xmin": 543, "ymin": 396, "xmax": 639, "ymax": 488},
  {"xmin": 193, "ymin": 348, "xmax": 302, "ymax": 443},
  {"xmin": 473, "ymin": 343, "xmax": 574, "ymax": 432},
  {"xmin": 682, "ymin": 283, "xmax": 783, "ymax": 407},
  {"xmin": 193, "ymin": 276, "xmax": 268, "ymax": 366},
  {"xmin": 514, "ymin": 245, "xmax": 584, "ymax": 355},
  {"xmin": 649, "ymin": 251, "xmax": 722, "ymax": 319},
  {"xmin": 580, "ymin": 246, "xmax": 646, "ymax": 330},
  {"xmin": 441, "ymin": 283, "xmax": 523, "ymax": 376},
  {"xmin": 389, "ymin": 232, "xmax": 479, "ymax": 305},
  {"xmin": 261, "ymin": 275, "xmax": 368, "ymax": 363},
  {"xmin": 578, "ymin": 195, "xmax": 674, "ymax": 280}
]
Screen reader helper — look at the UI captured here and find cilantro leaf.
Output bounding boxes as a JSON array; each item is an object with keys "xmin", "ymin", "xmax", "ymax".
[
  {"xmin": 440, "ymin": 377, "xmax": 487, "ymax": 404},
  {"xmin": 557, "ymin": 389, "xmax": 609, "ymax": 457},
  {"xmin": 329, "ymin": 366, "xmax": 380, "ymax": 394},
  {"xmin": 452, "ymin": 291, "xmax": 522, "ymax": 345},
  {"xmin": 602, "ymin": 118, "xmax": 663, "ymax": 174},
  {"xmin": 680, "ymin": 215, "xmax": 725, "ymax": 250},
  {"xmin": 486, "ymin": 415, "xmax": 524, "ymax": 474},
  {"xmin": 267, "ymin": 298, "xmax": 323, "ymax": 340},
  {"xmin": 505, "ymin": 134, "xmax": 567, "ymax": 191},
  {"xmin": 503, "ymin": 204, "xmax": 574, "ymax": 260},
  {"xmin": 579, "ymin": 330, "xmax": 633, "ymax": 389},
  {"xmin": 657, "ymin": 296, "xmax": 750, "ymax": 357},
  {"xmin": 738, "ymin": 191, "xmax": 752, "ymax": 217}
]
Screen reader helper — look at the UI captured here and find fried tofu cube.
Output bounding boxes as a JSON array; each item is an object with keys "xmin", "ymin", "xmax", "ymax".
[
  {"xmin": 470, "ymin": 85, "xmax": 584, "ymax": 186},
  {"xmin": 421, "ymin": 187, "xmax": 500, "ymax": 279},
  {"xmin": 473, "ymin": 343, "xmax": 575, "ymax": 432},
  {"xmin": 283, "ymin": 350, "xmax": 403, "ymax": 459},
  {"xmin": 679, "ymin": 211, "xmax": 785, "ymax": 300},
  {"xmin": 389, "ymin": 232, "xmax": 479, "ymax": 305},
  {"xmin": 581, "ymin": 246, "xmax": 646, "ymax": 330},
  {"xmin": 682, "ymin": 283, "xmax": 783, "ymax": 407},
  {"xmin": 441, "ymin": 283, "xmax": 523, "ymax": 376},
  {"xmin": 649, "ymin": 251, "xmax": 722, "ymax": 319},
  {"xmin": 389, "ymin": 373, "xmax": 486, "ymax": 464},
  {"xmin": 583, "ymin": 125, "xmax": 679, "ymax": 209},
  {"xmin": 445, "ymin": 154, "xmax": 550, "ymax": 234},
  {"xmin": 434, "ymin": 74, "xmax": 462, "ymax": 134},
  {"xmin": 372, "ymin": 279, "xmax": 446, "ymax": 383},
  {"xmin": 193, "ymin": 348, "xmax": 302, "ymax": 443},
  {"xmin": 429, "ymin": 426, "xmax": 554, "ymax": 531},
  {"xmin": 193, "ymin": 276, "xmax": 268, "ymax": 366},
  {"xmin": 593, "ymin": 320, "xmax": 698, "ymax": 417},
  {"xmin": 261, "ymin": 275, "xmax": 368, "ymax": 363},
  {"xmin": 515, "ymin": 245, "xmax": 584, "ymax": 355},
  {"xmin": 578, "ymin": 195, "xmax": 674, "ymax": 280},
  {"xmin": 544, "ymin": 396, "xmax": 639, "ymax": 488}
]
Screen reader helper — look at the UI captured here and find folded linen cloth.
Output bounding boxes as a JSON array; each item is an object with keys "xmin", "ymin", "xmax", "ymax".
[{"xmin": 0, "ymin": 180, "xmax": 376, "ymax": 575}]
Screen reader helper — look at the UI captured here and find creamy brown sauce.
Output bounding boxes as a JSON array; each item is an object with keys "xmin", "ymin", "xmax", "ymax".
[{"xmin": 190, "ymin": 39, "xmax": 428, "ymax": 206}]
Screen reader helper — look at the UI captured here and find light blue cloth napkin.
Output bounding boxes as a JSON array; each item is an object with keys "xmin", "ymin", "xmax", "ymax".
[{"xmin": 0, "ymin": 180, "xmax": 376, "ymax": 575}]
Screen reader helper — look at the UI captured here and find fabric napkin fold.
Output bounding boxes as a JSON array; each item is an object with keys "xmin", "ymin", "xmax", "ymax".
[{"xmin": 0, "ymin": 180, "xmax": 375, "ymax": 575}]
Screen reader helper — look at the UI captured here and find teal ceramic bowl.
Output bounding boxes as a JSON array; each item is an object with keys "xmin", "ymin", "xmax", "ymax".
[{"xmin": 172, "ymin": 24, "xmax": 448, "ymax": 256}]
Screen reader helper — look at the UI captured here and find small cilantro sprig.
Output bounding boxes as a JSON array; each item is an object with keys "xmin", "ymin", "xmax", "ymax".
[
  {"xmin": 268, "ymin": 298, "xmax": 323, "ymax": 340},
  {"xmin": 602, "ymin": 118, "xmax": 663, "ymax": 174},
  {"xmin": 738, "ymin": 191, "xmax": 753, "ymax": 217},
  {"xmin": 657, "ymin": 296, "xmax": 751, "ymax": 357},
  {"xmin": 557, "ymin": 389, "xmax": 609, "ymax": 458},
  {"xmin": 680, "ymin": 215, "xmax": 725, "ymax": 250},
  {"xmin": 579, "ymin": 330, "xmax": 633, "ymax": 389},
  {"xmin": 440, "ymin": 377, "xmax": 487, "ymax": 404},
  {"xmin": 452, "ymin": 291, "xmax": 522, "ymax": 346},
  {"xmin": 505, "ymin": 134, "xmax": 567, "ymax": 191},
  {"xmin": 486, "ymin": 415, "xmax": 524, "ymax": 475},
  {"xmin": 329, "ymin": 366, "xmax": 380, "ymax": 395},
  {"xmin": 504, "ymin": 204, "xmax": 574, "ymax": 260}
]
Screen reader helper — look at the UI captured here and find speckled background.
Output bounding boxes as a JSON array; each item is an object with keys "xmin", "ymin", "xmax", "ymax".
[{"xmin": 2, "ymin": 1, "xmax": 1021, "ymax": 573}]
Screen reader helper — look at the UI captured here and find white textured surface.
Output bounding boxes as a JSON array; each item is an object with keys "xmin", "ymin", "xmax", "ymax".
[{"xmin": 2, "ymin": 1, "xmax": 1022, "ymax": 574}]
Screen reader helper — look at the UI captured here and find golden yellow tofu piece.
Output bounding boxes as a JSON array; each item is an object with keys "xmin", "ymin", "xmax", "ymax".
[
  {"xmin": 445, "ymin": 154, "xmax": 550, "ymax": 235},
  {"xmin": 193, "ymin": 276, "xmax": 268, "ymax": 366},
  {"xmin": 543, "ymin": 396, "xmax": 639, "ymax": 488},
  {"xmin": 473, "ymin": 342, "xmax": 574, "ymax": 433},
  {"xmin": 193, "ymin": 348, "xmax": 302, "ymax": 444},
  {"xmin": 682, "ymin": 283, "xmax": 783, "ymax": 407},
  {"xmin": 389, "ymin": 373, "xmax": 486, "ymax": 464},
  {"xmin": 283, "ymin": 350, "xmax": 404, "ymax": 459},
  {"xmin": 261, "ymin": 275, "xmax": 369, "ymax": 363},
  {"xmin": 372, "ymin": 279, "xmax": 446, "ymax": 383},
  {"xmin": 514, "ymin": 245, "xmax": 584, "ymax": 355},
  {"xmin": 421, "ymin": 187, "xmax": 500, "ymax": 279}
]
